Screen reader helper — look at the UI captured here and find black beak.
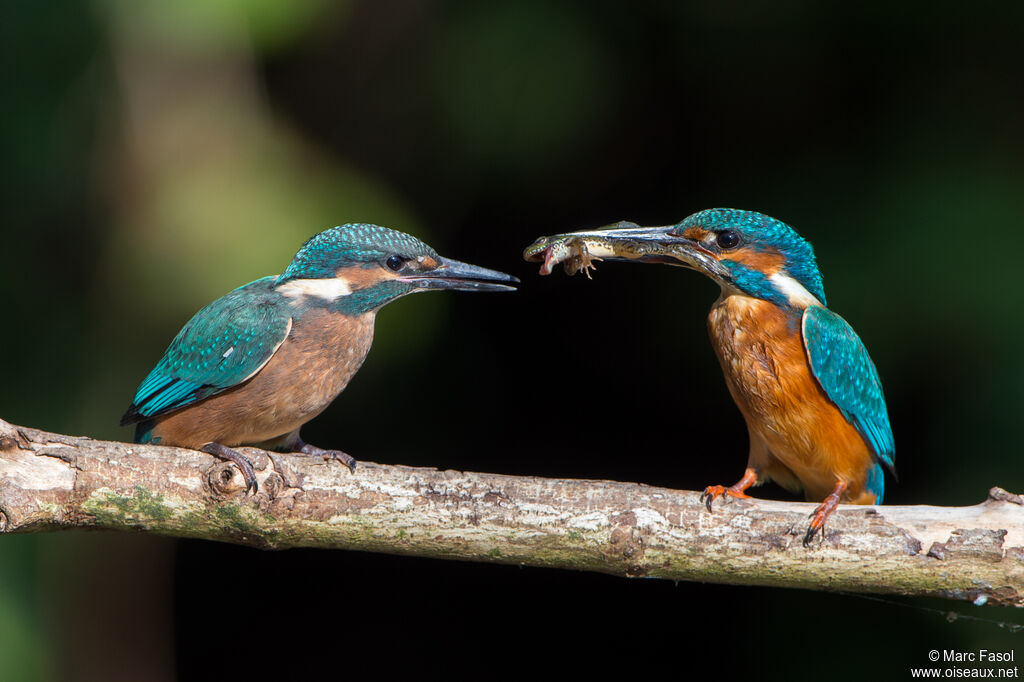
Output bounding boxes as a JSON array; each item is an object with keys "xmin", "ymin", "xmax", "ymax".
[
  {"xmin": 398, "ymin": 257, "xmax": 519, "ymax": 292},
  {"xmin": 523, "ymin": 221, "xmax": 732, "ymax": 281}
]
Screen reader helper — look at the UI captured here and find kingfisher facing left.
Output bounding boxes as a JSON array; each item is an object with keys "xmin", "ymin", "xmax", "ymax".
[
  {"xmin": 121, "ymin": 224, "xmax": 517, "ymax": 493},
  {"xmin": 524, "ymin": 209, "xmax": 895, "ymax": 544}
]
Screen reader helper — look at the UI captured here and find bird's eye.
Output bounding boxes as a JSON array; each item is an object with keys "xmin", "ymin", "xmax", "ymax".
[
  {"xmin": 716, "ymin": 230, "xmax": 741, "ymax": 250},
  {"xmin": 385, "ymin": 255, "xmax": 405, "ymax": 271}
]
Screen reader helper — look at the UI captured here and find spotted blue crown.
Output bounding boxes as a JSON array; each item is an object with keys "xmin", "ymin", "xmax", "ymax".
[
  {"xmin": 278, "ymin": 224, "xmax": 439, "ymax": 283},
  {"xmin": 679, "ymin": 208, "xmax": 827, "ymax": 305}
]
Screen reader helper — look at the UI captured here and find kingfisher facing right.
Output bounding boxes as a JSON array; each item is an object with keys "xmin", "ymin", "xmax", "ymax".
[{"xmin": 524, "ymin": 209, "xmax": 895, "ymax": 545}]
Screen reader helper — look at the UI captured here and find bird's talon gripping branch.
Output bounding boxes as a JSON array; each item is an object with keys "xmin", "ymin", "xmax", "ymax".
[
  {"xmin": 201, "ymin": 442, "xmax": 258, "ymax": 495},
  {"xmin": 700, "ymin": 485, "xmax": 751, "ymax": 512},
  {"xmin": 804, "ymin": 516, "xmax": 826, "ymax": 546},
  {"xmin": 297, "ymin": 442, "xmax": 357, "ymax": 472},
  {"xmin": 803, "ymin": 481, "xmax": 847, "ymax": 546},
  {"xmin": 700, "ymin": 486, "xmax": 718, "ymax": 512},
  {"xmin": 700, "ymin": 468, "xmax": 758, "ymax": 512}
]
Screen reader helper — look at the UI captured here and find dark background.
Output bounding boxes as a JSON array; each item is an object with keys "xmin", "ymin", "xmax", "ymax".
[{"xmin": 3, "ymin": 1, "xmax": 1023, "ymax": 680}]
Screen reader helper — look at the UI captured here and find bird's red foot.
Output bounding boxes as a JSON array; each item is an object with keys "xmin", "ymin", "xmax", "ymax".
[
  {"xmin": 803, "ymin": 481, "xmax": 849, "ymax": 546},
  {"xmin": 700, "ymin": 485, "xmax": 751, "ymax": 512},
  {"xmin": 296, "ymin": 441, "xmax": 357, "ymax": 472},
  {"xmin": 699, "ymin": 467, "xmax": 759, "ymax": 512}
]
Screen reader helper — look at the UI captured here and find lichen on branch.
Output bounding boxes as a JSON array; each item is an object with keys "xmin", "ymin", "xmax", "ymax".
[{"xmin": 1, "ymin": 418, "xmax": 1022, "ymax": 607}]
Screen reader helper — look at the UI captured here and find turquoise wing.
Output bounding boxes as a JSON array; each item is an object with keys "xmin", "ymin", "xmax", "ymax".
[
  {"xmin": 801, "ymin": 305, "xmax": 895, "ymax": 474},
  {"xmin": 121, "ymin": 277, "xmax": 292, "ymax": 424}
]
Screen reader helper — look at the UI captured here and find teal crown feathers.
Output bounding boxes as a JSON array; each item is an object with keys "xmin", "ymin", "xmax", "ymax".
[
  {"xmin": 678, "ymin": 209, "xmax": 827, "ymax": 306},
  {"xmin": 278, "ymin": 223, "xmax": 439, "ymax": 283}
]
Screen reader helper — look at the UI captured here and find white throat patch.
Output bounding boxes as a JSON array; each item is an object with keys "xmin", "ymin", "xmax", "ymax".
[
  {"xmin": 769, "ymin": 272, "xmax": 821, "ymax": 308},
  {"xmin": 277, "ymin": 278, "xmax": 353, "ymax": 301}
]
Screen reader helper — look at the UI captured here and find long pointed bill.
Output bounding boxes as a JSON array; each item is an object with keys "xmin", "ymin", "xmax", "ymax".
[
  {"xmin": 398, "ymin": 257, "xmax": 519, "ymax": 292},
  {"xmin": 523, "ymin": 221, "xmax": 731, "ymax": 280}
]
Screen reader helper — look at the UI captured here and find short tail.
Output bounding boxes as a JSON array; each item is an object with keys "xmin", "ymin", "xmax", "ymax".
[
  {"xmin": 865, "ymin": 462, "xmax": 885, "ymax": 504},
  {"xmin": 120, "ymin": 403, "xmax": 143, "ymax": 427},
  {"xmin": 132, "ymin": 419, "xmax": 158, "ymax": 445}
]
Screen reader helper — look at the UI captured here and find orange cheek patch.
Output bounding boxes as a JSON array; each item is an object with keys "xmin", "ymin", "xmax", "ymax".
[
  {"xmin": 334, "ymin": 265, "xmax": 394, "ymax": 289},
  {"xmin": 680, "ymin": 226, "xmax": 711, "ymax": 241},
  {"xmin": 418, "ymin": 255, "xmax": 439, "ymax": 269},
  {"xmin": 727, "ymin": 247, "xmax": 785, "ymax": 274}
]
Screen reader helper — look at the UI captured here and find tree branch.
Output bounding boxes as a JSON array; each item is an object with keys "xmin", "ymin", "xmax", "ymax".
[{"xmin": 2, "ymin": 418, "xmax": 1022, "ymax": 607}]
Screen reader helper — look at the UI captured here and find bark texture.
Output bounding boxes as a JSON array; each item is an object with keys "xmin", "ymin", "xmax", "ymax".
[{"xmin": 2, "ymin": 418, "xmax": 1022, "ymax": 607}]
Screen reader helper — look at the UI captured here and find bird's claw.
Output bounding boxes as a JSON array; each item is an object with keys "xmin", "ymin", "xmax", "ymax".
[
  {"xmin": 324, "ymin": 450, "xmax": 357, "ymax": 472},
  {"xmin": 240, "ymin": 470, "xmax": 258, "ymax": 495},
  {"xmin": 803, "ymin": 498, "xmax": 839, "ymax": 547},
  {"xmin": 201, "ymin": 442, "xmax": 259, "ymax": 495},
  {"xmin": 803, "ymin": 517, "xmax": 824, "ymax": 547},
  {"xmin": 700, "ymin": 484, "xmax": 751, "ymax": 512},
  {"xmin": 700, "ymin": 486, "xmax": 721, "ymax": 512},
  {"xmin": 297, "ymin": 443, "xmax": 357, "ymax": 472}
]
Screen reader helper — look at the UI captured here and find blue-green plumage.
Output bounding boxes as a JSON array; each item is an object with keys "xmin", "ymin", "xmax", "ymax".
[
  {"xmin": 678, "ymin": 208, "xmax": 827, "ymax": 305},
  {"xmin": 675, "ymin": 211, "xmax": 896, "ymax": 487},
  {"xmin": 865, "ymin": 462, "xmax": 886, "ymax": 503},
  {"xmin": 122, "ymin": 223, "xmax": 517, "ymax": 492},
  {"xmin": 121, "ymin": 277, "xmax": 291, "ymax": 430},
  {"xmin": 720, "ymin": 262, "xmax": 791, "ymax": 308},
  {"xmin": 523, "ymin": 207, "xmax": 895, "ymax": 543},
  {"xmin": 686, "ymin": 209, "xmax": 895, "ymax": 496},
  {"xmin": 278, "ymin": 224, "xmax": 439, "ymax": 283},
  {"xmin": 802, "ymin": 305, "xmax": 895, "ymax": 501}
]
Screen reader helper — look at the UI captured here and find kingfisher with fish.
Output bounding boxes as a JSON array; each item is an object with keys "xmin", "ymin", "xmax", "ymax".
[
  {"xmin": 524, "ymin": 208, "xmax": 895, "ymax": 545},
  {"xmin": 121, "ymin": 223, "xmax": 518, "ymax": 493}
]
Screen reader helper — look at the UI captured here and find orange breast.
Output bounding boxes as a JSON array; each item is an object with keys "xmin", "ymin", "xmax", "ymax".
[
  {"xmin": 707, "ymin": 295, "xmax": 877, "ymax": 503},
  {"xmin": 152, "ymin": 310, "xmax": 376, "ymax": 449}
]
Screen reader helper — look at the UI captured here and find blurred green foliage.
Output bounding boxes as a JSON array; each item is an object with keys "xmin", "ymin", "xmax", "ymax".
[
  {"xmin": 96, "ymin": 0, "xmax": 341, "ymax": 53},
  {"xmin": 0, "ymin": 537, "xmax": 52, "ymax": 681},
  {"xmin": 433, "ymin": 1, "xmax": 615, "ymax": 173}
]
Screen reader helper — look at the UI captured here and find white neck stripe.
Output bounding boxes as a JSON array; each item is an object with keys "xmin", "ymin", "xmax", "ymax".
[
  {"xmin": 277, "ymin": 278, "xmax": 353, "ymax": 301},
  {"xmin": 769, "ymin": 272, "xmax": 821, "ymax": 308}
]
